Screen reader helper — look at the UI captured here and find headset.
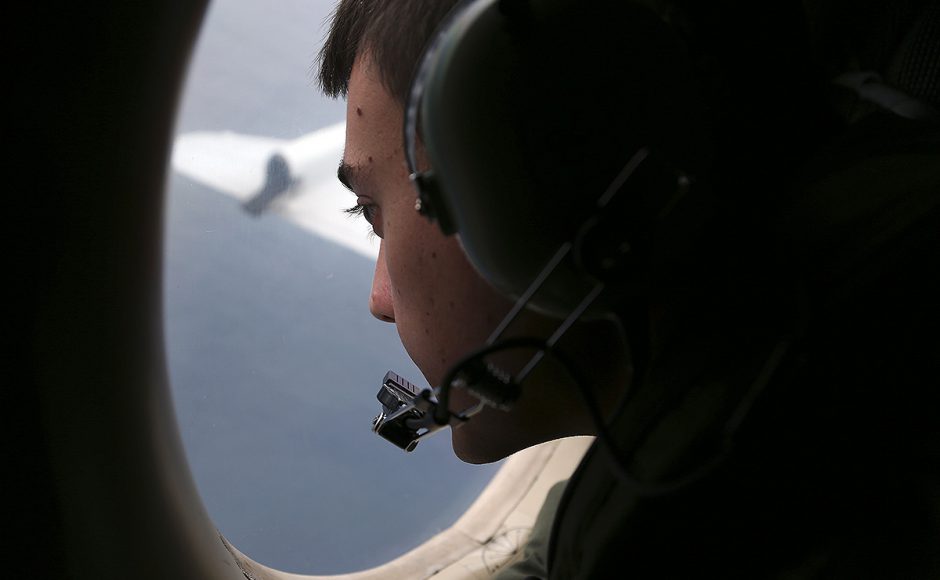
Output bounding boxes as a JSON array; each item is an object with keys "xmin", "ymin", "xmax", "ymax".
[
  {"xmin": 405, "ymin": 0, "xmax": 710, "ymax": 316},
  {"xmin": 370, "ymin": 0, "xmax": 717, "ymax": 463}
]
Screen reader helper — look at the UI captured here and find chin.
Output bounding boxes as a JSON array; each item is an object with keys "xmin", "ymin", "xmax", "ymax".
[
  {"xmin": 450, "ymin": 419, "xmax": 528, "ymax": 465},
  {"xmin": 451, "ymin": 430, "xmax": 503, "ymax": 464}
]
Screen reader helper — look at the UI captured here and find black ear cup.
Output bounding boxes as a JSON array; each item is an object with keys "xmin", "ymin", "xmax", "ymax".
[{"xmin": 406, "ymin": 0, "xmax": 710, "ymax": 318}]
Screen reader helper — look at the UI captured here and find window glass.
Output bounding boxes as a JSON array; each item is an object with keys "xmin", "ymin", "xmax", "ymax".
[{"xmin": 164, "ymin": 0, "xmax": 501, "ymax": 574}]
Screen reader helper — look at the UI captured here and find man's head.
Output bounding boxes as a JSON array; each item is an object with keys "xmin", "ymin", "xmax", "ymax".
[
  {"xmin": 318, "ymin": 0, "xmax": 459, "ymax": 107},
  {"xmin": 317, "ymin": 0, "xmax": 630, "ymax": 464}
]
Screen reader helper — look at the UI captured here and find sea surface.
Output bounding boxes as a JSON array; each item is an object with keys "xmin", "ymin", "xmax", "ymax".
[{"xmin": 163, "ymin": 0, "xmax": 500, "ymax": 573}]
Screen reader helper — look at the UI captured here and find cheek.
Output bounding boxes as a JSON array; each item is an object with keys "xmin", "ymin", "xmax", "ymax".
[{"xmin": 385, "ymin": 219, "xmax": 511, "ymax": 383}]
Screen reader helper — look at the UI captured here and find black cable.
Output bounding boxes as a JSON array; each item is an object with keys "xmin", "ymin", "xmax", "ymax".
[
  {"xmin": 537, "ymin": 341, "xmax": 728, "ymax": 496},
  {"xmin": 434, "ymin": 336, "xmax": 547, "ymax": 425},
  {"xmin": 434, "ymin": 336, "xmax": 731, "ymax": 496}
]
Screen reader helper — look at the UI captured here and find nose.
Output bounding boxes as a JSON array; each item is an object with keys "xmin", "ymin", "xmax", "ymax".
[{"xmin": 369, "ymin": 242, "xmax": 395, "ymax": 323}]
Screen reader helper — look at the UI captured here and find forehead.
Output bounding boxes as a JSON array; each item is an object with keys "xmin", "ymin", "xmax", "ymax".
[{"xmin": 345, "ymin": 56, "xmax": 405, "ymax": 160}]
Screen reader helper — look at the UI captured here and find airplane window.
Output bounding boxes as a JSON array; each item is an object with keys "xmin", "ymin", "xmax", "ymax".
[{"xmin": 163, "ymin": 0, "xmax": 501, "ymax": 574}]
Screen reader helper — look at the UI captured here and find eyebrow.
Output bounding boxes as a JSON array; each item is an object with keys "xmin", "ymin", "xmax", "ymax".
[{"xmin": 337, "ymin": 160, "xmax": 357, "ymax": 193}]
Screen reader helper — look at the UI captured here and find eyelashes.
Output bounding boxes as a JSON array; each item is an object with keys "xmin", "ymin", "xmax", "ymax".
[
  {"xmin": 345, "ymin": 203, "xmax": 381, "ymax": 239},
  {"xmin": 345, "ymin": 203, "xmax": 376, "ymax": 223}
]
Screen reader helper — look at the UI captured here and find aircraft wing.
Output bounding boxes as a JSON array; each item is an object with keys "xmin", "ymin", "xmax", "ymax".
[{"xmin": 171, "ymin": 122, "xmax": 380, "ymax": 261}]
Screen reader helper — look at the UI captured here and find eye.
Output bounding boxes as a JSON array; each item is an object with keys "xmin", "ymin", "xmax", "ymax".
[
  {"xmin": 344, "ymin": 202, "xmax": 376, "ymax": 223},
  {"xmin": 345, "ymin": 202, "xmax": 383, "ymax": 238}
]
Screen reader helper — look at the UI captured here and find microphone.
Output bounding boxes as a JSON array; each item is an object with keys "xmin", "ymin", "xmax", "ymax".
[
  {"xmin": 371, "ymin": 361, "xmax": 519, "ymax": 452},
  {"xmin": 371, "ymin": 370, "xmax": 481, "ymax": 452}
]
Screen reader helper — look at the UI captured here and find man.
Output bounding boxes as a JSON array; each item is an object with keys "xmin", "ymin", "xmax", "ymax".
[
  {"xmin": 317, "ymin": 0, "xmax": 940, "ymax": 578},
  {"xmin": 318, "ymin": 0, "xmax": 630, "ymax": 465}
]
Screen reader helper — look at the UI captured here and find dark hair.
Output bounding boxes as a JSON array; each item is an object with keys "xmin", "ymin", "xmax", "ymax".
[{"xmin": 317, "ymin": 0, "xmax": 462, "ymax": 106}]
